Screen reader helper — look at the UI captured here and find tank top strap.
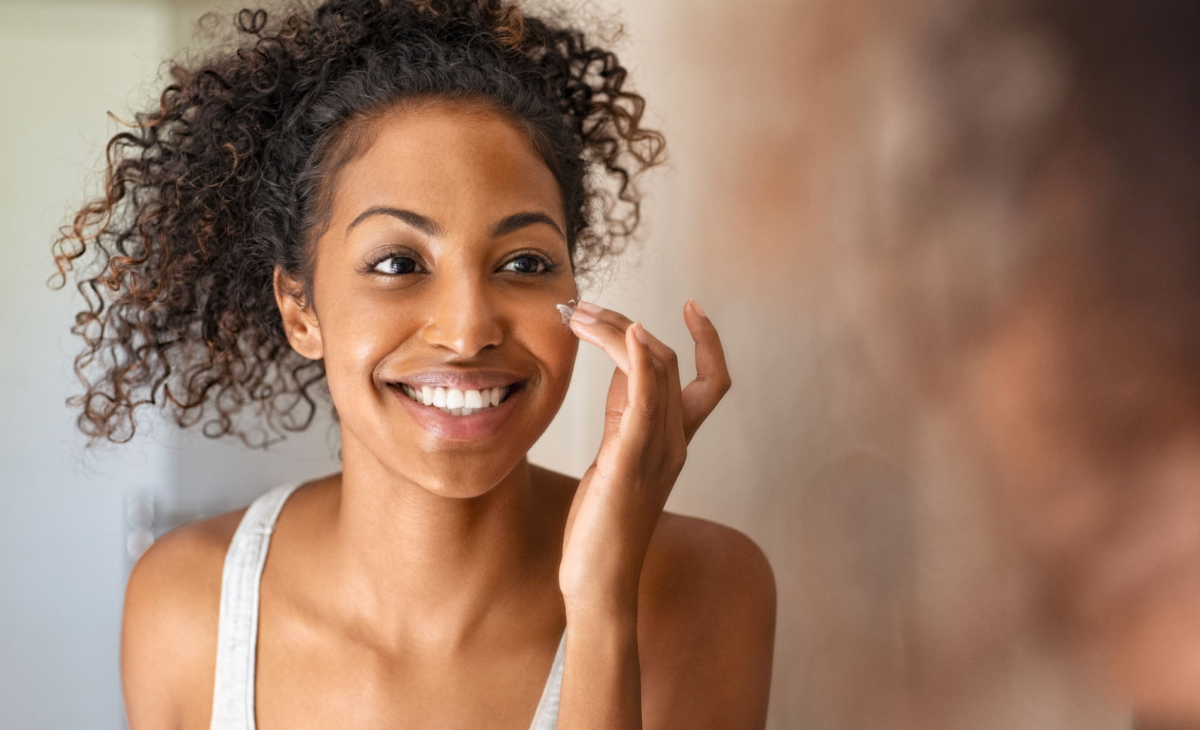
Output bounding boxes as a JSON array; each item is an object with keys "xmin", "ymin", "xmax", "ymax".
[
  {"xmin": 527, "ymin": 630, "xmax": 567, "ymax": 730},
  {"xmin": 209, "ymin": 483, "xmax": 302, "ymax": 730},
  {"xmin": 208, "ymin": 481, "xmax": 566, "ymax": 730}
]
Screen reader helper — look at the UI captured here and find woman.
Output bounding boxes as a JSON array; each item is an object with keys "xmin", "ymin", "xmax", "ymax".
[{"xmin": 52, "ymin": 1, "xmax": 776, "ymax": 728}]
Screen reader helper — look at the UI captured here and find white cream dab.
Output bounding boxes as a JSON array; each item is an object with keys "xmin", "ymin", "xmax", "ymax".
[{"xmin": 556, "ymin": 299, "xmax": 577, "ymax": 325}]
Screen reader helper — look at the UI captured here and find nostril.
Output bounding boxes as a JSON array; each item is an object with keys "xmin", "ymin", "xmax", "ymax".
[{"xmin": 421, "ymin": 315, "xmax": 505, "ymax": 357}]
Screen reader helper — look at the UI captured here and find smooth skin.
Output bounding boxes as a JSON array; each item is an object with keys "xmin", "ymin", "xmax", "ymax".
[{"xmin": 121, "ymin": 99, "xmax": 775, "ymax": 730}]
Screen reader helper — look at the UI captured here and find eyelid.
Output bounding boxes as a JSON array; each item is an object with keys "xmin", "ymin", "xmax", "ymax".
[
  {"xmin": 498, "ymin": 249, "xmax": 562, "ymax": 273},
  {"xmin": 360, "ymin": 245, "xmax": 427, "ymax": 276}
]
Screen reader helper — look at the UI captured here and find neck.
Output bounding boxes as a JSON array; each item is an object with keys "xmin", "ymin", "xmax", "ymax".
[{"xmin": 325, "ymin": 433, "xmax": 562, "ymax": 650}]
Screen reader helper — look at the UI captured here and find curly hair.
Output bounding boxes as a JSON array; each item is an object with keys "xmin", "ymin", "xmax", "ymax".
[{"xmin": 51, "ymin": 0, "xmax": 665, "ymax": 447}]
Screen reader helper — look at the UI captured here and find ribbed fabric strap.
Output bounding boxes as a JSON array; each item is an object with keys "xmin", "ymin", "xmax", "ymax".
[
  {"xmin": 208, "ymin": 481, "xmax": 567, "ymax": 730},
  {"xmin": 528, "ymin": 630, "xmax": 567, "ymax": 730},
  {"xmin": 209, "ymin": 483, "xmax": 301, "ymax": 730}
]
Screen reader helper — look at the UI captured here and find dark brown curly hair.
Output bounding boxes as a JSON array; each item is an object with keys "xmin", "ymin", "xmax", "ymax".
[{"xmin": 51, "ymin": 0, "xmax": 665, "ymax": 447}]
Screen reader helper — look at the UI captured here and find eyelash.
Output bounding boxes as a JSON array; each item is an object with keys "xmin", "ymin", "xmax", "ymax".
[
  {"xmin": 361, "ymin": 249, "xmax": 563, "ymax": 278},
  {"xmin": 499, "ymin": 250, "xmax": 563, "ymax": 276}
]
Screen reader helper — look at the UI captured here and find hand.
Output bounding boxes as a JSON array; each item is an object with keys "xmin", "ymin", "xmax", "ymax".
[{"xmin": 558, "ymin": 300, "xmax": 731, "ymax": 616}]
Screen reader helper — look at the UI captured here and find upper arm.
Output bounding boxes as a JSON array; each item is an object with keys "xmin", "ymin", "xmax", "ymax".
[
  {"xmin": 638, "ymin": 514, "xmax": 777, "ymax": 730},
  {"xmin": 121, "ymin": 513, "xmax": 240, "ymax": 730}
]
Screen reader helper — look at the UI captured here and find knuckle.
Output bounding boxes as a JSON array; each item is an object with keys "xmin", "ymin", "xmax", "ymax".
[
  {"xmin": 673, "ymin": 446, "xmax": 687, "ymax": 470},
  {"xmin": 667, "ymin": 457, "xmax": 686, "ymax": 480},
  {"xmin": 637, "ymin": 397, "xmax": 660, "ymax": 419}
]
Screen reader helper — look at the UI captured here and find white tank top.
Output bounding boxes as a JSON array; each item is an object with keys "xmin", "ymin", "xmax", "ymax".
[{"xmin": 208, "ymin": 483, "xmax": 566, "ymax": 730}]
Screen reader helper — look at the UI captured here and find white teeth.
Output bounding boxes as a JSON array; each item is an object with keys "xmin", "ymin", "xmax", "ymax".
[{"xmin": 397, "ymin": 383, "xmax": 512, "ymax": 416}]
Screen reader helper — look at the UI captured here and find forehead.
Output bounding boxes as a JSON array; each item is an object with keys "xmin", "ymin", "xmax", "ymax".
[{"xmin": 329, "ymin": 101, "xmax": 564, "ymax": 229}]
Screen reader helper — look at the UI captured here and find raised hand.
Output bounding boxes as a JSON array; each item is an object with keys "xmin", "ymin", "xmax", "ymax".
[{"xmin": 558, "ymin": 300, "xmax": 731, "ymax": 614}]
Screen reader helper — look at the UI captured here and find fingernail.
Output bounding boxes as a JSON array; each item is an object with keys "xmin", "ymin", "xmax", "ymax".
[
  {"xmin": 572, "ymin": 310, "xmax": 597, "ymax": 324},
  {"xmin": 690, "ymin": 299, "xmax": 707, "ymax": 318},
  {"xmin": 576, "ymin": 300, "xmax": 603, "ymax": 314},
  {"xmin": 633, "ymin": 322, "xmax": 650, "ymax": 344}
]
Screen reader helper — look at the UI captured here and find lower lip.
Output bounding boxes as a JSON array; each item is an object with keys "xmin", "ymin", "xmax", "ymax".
[{"xmin": 391, "ymin": 386, "xmax": 523, "ymax": 441}]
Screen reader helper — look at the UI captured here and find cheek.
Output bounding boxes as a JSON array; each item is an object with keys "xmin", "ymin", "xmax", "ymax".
[
  {"xmin": 516, "ymin": 302, "xmax": 579, "ymax": 394},
  {"xmin": 317, "ymin": 296, "xmax": 414, "ymax": 405}
]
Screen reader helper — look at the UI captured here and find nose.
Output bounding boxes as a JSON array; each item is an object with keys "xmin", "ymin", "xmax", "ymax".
[{"xmin": 420, "ymin": 272, "xmax": 505, "ymax": 357}]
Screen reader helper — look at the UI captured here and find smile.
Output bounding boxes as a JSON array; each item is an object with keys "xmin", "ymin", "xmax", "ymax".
[{"xmin": 396, "ymin": 384, "xmax": 514, "ymax": 417}]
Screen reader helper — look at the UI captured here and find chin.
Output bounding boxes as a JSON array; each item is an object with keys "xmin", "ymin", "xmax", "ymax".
[{"xmin": 400, "ymin": 449, "xmax": 529, "ymax": 500}]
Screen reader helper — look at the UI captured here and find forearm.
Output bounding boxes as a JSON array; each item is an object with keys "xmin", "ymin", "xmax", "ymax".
[{"xmin": 557, "ymin": 604, "xmax": 643, "ymax": 730}]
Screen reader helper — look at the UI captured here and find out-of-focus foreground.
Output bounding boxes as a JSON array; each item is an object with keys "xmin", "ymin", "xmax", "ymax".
[{"xmin": 679, "ymin": 0, "xmax": 1197, "ymax": 728}]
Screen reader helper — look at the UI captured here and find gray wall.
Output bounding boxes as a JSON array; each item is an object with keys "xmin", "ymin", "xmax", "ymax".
[{"xmin": 0, "ymin": 3, "xmax": 171, "ymax": 727}]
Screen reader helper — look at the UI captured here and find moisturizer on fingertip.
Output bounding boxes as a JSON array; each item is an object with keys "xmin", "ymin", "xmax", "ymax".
[{"xmin": 556, "ymin": 299, "xmax": 577, "ymax": 325}]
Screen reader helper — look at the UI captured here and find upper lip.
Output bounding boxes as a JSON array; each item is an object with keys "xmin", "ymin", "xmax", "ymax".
[{"xmin": 388, "ymin": 369, "xmax": 527, "ymax": 391}]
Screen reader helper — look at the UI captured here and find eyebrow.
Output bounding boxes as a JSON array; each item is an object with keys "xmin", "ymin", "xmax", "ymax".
[
  {"xmin": 345, "ymin": 206, "xmax": 565, "ymax": 242},
  {"xmin": 491, "ymin": 211, "xmax": 565, "ymax": 242},
  {"xmin": 346, "ymin": 207, "xmax": 440, "ymax": 236}
]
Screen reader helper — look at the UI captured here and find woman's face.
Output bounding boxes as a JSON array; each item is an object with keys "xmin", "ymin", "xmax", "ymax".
[{"xmin": 284, "ymin": 101, "xmax": 579, "ymax": 497}]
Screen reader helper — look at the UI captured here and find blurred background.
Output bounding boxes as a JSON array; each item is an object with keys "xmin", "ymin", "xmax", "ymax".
[{"xmin": 0, "ymin": 0, "xmax": 1143, "ymax": 728}]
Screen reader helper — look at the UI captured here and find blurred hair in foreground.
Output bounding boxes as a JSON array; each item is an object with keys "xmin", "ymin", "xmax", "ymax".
[
  {"xmin": 797, "ymin": 0, "xmax": 1200, "ymax": 725},
  {"xmin": 711, "ymin": 0, "xmax": 1200, "ymax": 726}
]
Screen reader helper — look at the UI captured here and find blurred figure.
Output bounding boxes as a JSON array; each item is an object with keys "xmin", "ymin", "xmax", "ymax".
[
  {"xmin": 791, "ymin": 0, "xmax": 1200, "ymax": 725},
  {"xmin": 685, "ymin": 0, "xmax": 1198, "ymax": 724}
]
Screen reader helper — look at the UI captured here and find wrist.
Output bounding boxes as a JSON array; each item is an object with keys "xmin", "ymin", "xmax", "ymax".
[
  {"xmin": 563, "ymin": 588, "xmax": 640, "ymax": 627},
  {"xmin": 563, "ymin": 602, "xmax": 640, "ymax": 661},
  {"xmin": 559, "ymin": 554, "xmax": 644, "ymax": 620}
]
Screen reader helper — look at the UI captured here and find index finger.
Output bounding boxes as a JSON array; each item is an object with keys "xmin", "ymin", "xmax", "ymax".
[{"xmin": 681, "ymin": 300, "xmax": 732, "ymax": 442}]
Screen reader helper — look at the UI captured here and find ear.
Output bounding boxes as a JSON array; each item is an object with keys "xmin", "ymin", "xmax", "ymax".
[{"xmin": 274, "ymin": 266, "xmax": 324, "ymax": 360}]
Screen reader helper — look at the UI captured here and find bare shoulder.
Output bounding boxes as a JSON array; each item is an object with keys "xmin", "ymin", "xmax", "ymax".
[
  {"xmin": 638, "ymin": 512, "xmax": 776, "ymax": 730},
  {"xmin": 121, "ymin": 508, "xmax": 246, "ymax": 730}
]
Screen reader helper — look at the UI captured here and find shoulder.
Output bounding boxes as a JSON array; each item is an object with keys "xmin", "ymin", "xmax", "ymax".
[
  {"xmin": 638, "ymin": 513, "xmax": 776, "ymax": 730},
  {"xmin": 121, "ymin": 508, "xmax": 245, "ymax": 730},
  {"xmin": 640, "ymin": 512, "xmax": 776, "ymax": 643}
]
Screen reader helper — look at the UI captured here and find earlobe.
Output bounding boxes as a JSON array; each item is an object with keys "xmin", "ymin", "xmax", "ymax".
[{"xmin": 273, "ymin": 267, "xmax": 324, "ymax": 360}]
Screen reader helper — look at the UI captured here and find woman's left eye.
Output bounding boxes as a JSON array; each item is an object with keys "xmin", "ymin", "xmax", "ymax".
[
  {"xmin": 372, "ymin": 256, "xmax": 420, "ymax": 275},
  {"xmin": 500, "ymin": 255, "xmax": 549, "ymax": 275}
]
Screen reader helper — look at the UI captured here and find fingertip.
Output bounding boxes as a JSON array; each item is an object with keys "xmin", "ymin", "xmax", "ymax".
[
  {"xmin": 632, "ymin": 321, "xmax": 650, "ymax": 345},
  {"xmin": 684, "ymin": 302, "xmax": 714, "ymax": 340},
  {"xmin": 570, "ymin": 319, "xmax": 606, "ymax": 349},
  {"xmin": 576, "ymin": 300, "xmax": 604, "ymax": 315},
  {"xmin": 625, "ymin": 323, "xmax": 650, "ymax": 370},
  {"xmin": 623, "ymin": 322, "xmax": 640, "ymax": 347}
]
